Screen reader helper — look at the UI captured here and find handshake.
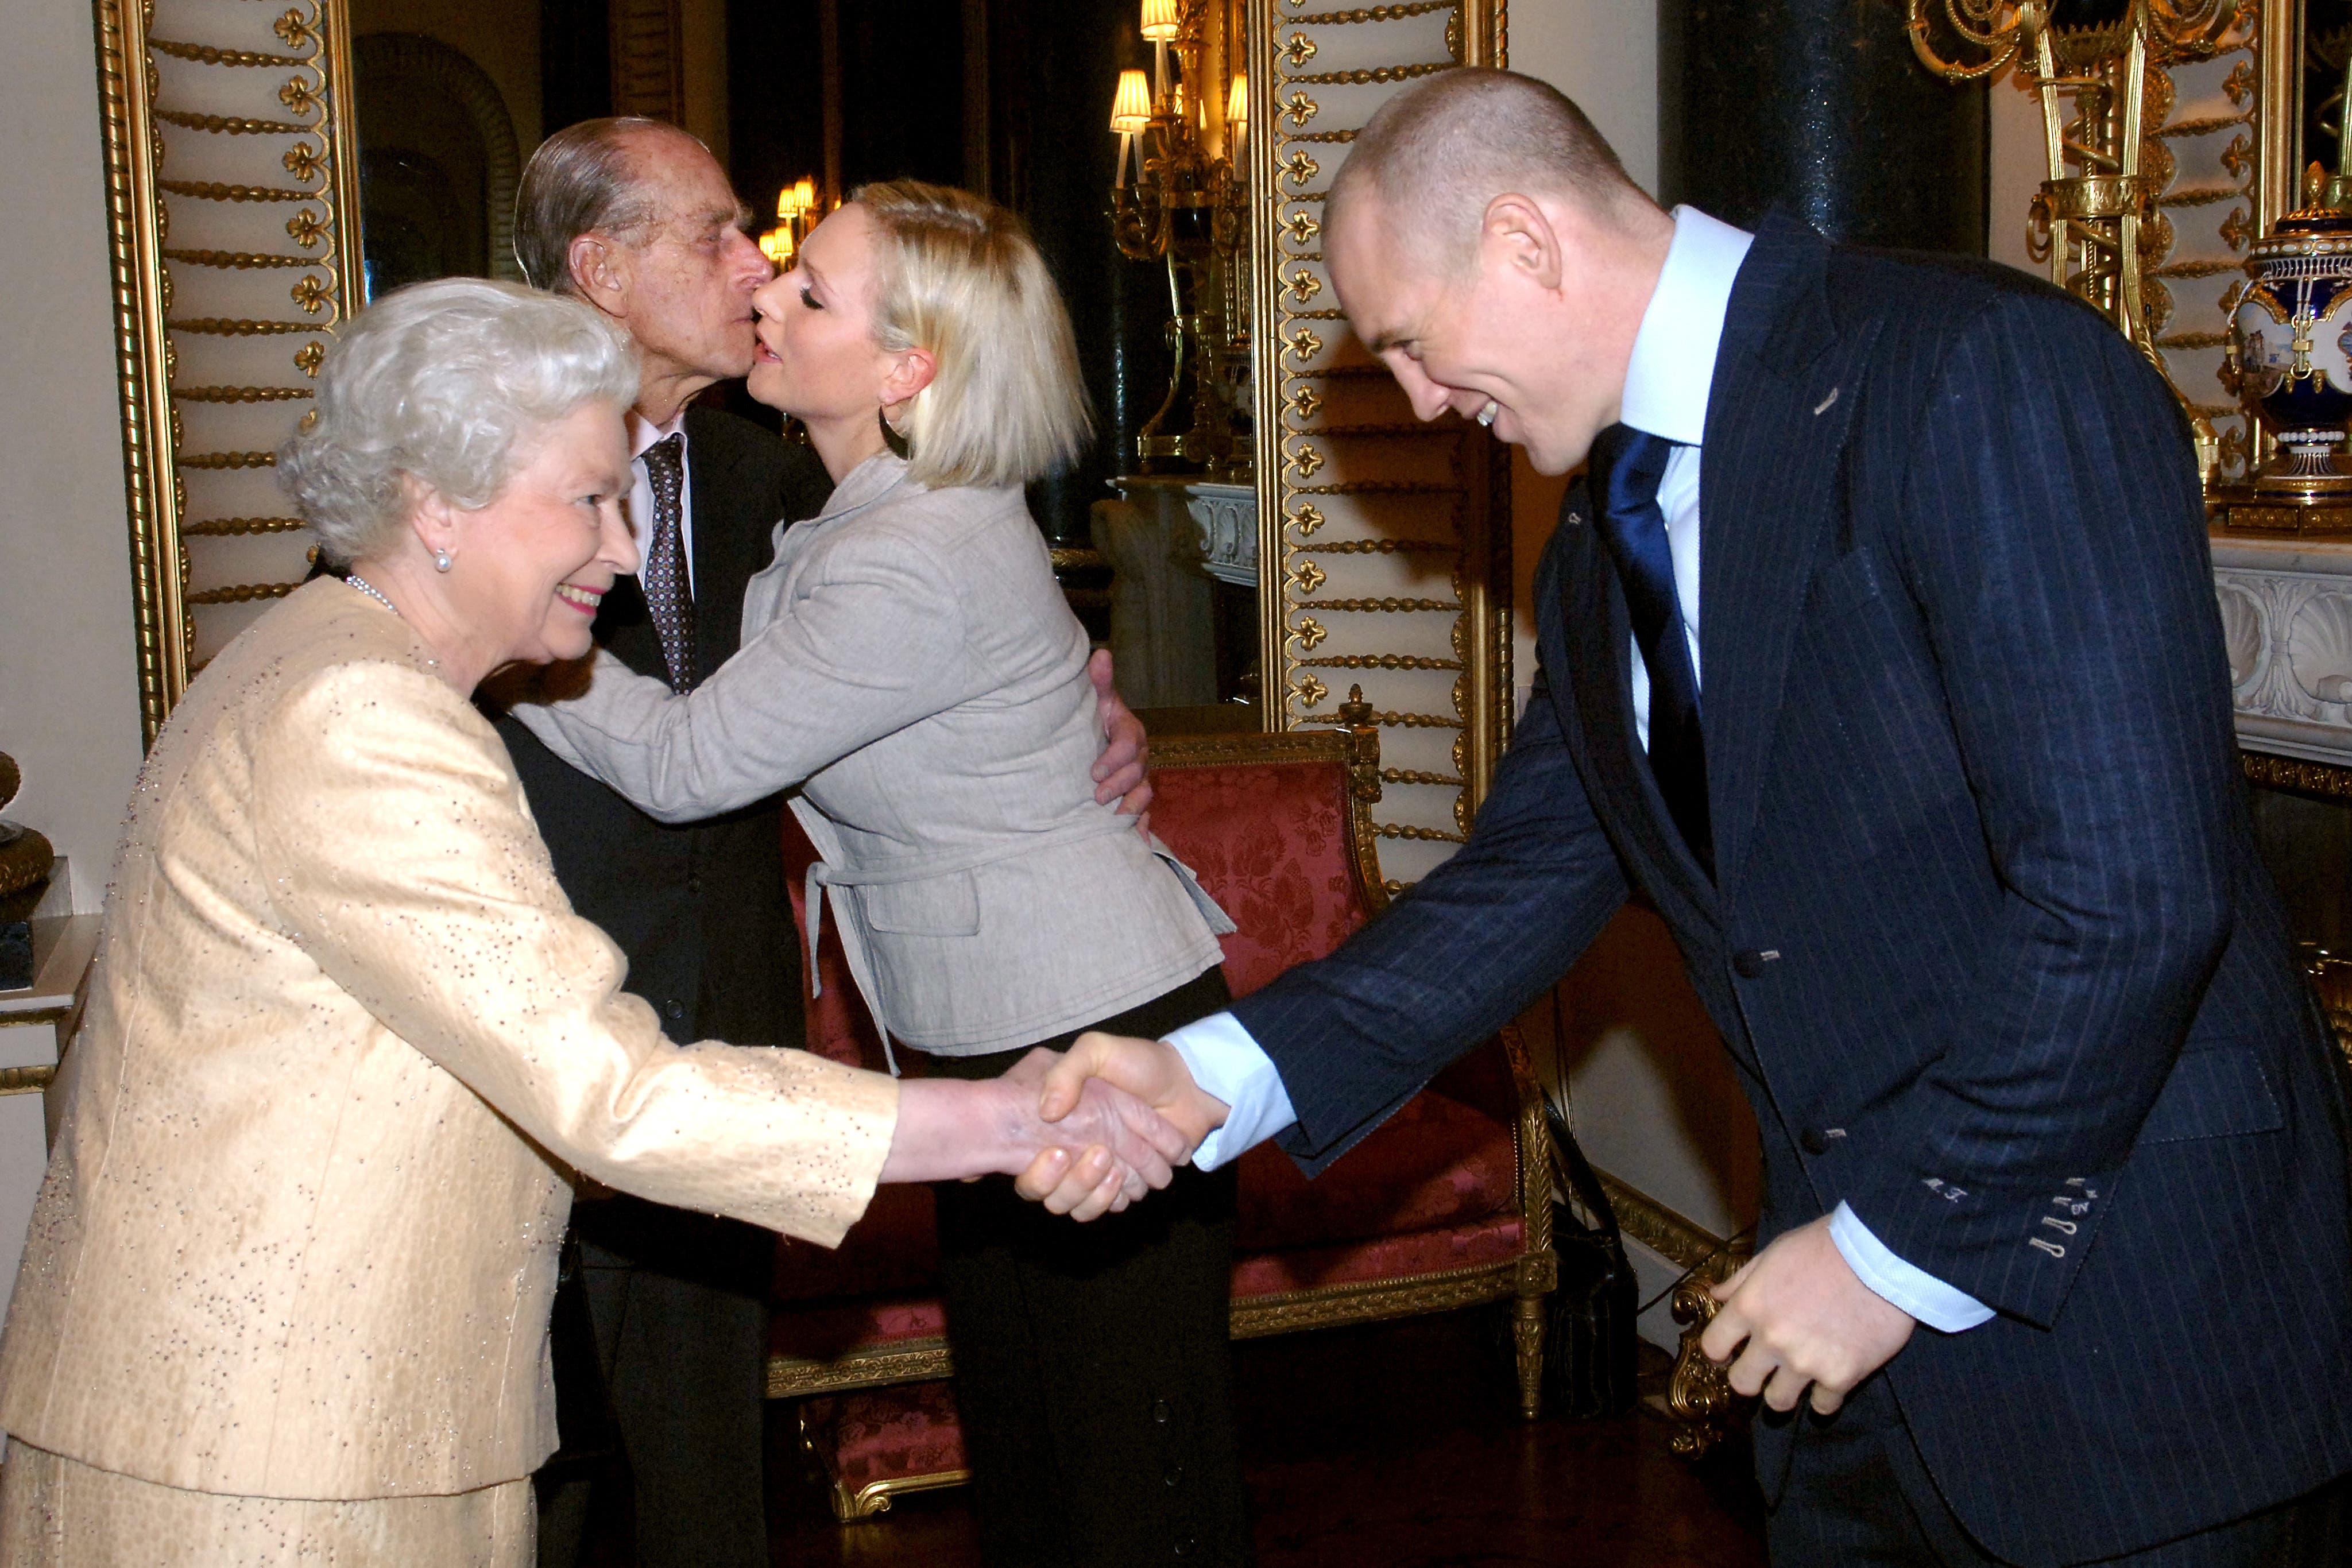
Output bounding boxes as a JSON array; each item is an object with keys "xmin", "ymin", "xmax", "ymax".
[{"xmin": 882, "ymin": 1032, "xmax": 1232, "ymax": 1222}]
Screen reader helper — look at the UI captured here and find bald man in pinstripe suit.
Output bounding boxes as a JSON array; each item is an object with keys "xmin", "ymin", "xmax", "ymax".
[{"xmin": 1054, "ymin": 68, "xmax": 2352, "ymax": 1566}]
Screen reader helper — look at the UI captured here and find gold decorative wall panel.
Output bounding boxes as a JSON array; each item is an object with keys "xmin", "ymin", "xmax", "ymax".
[
  {"xmin": 95, "ymin": 0, "xmax": 365, "ymax": 742},
  {"xmin": 2136, "ymin": 4, "xmax": 2288, "ymax": 485},
  {"xmin": 1247, "ymin": 0, "xmax": 1510, "ymax": 890}
]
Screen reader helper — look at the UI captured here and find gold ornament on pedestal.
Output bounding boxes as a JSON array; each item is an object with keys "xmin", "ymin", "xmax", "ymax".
[
  {"xmin": 0, "ymin": 753, "xmax": 56, "ymax": 992},
  {"xmin": 1908, "ymin": 0, "xmax": 2239, "ymax": 482}
]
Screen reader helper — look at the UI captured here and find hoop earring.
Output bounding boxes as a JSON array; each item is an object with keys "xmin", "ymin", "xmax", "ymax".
[
  {"xmin": 434, "ymin": 549, "xmax": 452, "ymax": 573},
  {"xmin": 877, "ymin": 405, "xmax": 910, "ymax": 460}
]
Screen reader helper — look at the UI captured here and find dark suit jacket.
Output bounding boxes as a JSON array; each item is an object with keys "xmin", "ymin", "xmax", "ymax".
[
  {"xmin": 1232, "ymin": 214, "xmax": 2352, "ymax": 1564},
  {"xmin": 496, "ymin": 405, "xmax": 833, "ymax": 1051}
]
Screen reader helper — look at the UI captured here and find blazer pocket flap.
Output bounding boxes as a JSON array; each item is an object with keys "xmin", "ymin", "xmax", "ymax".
[
  {"xmin": 2137, "ymin": 1047, "xmax": 2283, "ymax": 1145},
  {"xmin": 858, "ymin": 872, "xmax": 981, "ymax": 937}
]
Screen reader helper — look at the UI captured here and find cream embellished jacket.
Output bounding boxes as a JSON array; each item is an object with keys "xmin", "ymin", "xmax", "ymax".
[
  {"xmin": 519, "ymin": 452, "xmax": 1231, "ymax": 1062},
  {"xmin": 0, "ymin": 580, "xmax": 898, "ymax": 1501}
]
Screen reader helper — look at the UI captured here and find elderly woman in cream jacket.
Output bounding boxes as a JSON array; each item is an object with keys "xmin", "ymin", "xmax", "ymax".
[
  {"xmin": 517, "ymin": 182, "xmax": 1250, "ymax": 1568},
  {"xmin": 0, "ymin": 279, "xmax": 1185, "ymax": 1568}
]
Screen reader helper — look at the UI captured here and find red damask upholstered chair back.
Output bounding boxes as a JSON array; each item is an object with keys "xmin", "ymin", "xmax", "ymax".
[{"xmin": 1139, "ymin": 734, "xmax": 1383, "ymax": 997}]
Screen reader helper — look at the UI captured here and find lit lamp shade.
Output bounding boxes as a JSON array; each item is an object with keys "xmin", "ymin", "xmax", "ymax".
[
  {"xmin": 759, "ymin": 227, "xmax": 794, "ymax": 265},
  {"xmin": 1139, "ymin": 0, "xmax": 1180, "ymax": 42},
  {"xmin": 1227, "ymin": 73, "xmax": 1247, "ymax": 136},
  {"xmin": 1110, "ymin": 69, "xmax": 1152, "ymax": 134},
  {"xmin": 793, "ymin": 176, "xmax": 817, "ymax": 212}
]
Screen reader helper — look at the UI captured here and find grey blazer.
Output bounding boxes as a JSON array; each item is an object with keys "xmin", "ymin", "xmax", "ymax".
[{"xmin": 521, "ymin": 452, "xmax": 1230, "ymax": 1060}]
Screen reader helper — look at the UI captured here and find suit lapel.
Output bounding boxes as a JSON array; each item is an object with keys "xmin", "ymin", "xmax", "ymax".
[{"xmin": 1697, "ymin": 216, "xmax": 1875, "ymax": 900}]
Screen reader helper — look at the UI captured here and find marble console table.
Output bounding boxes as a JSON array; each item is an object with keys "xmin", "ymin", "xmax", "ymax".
[
  {"xmin": 1092, "ymin": 478, "xmax": 1258, "ymax": 711},
  {"xmin": 2212, "ymin": 537, "xmax": 2352, "ymax": 767}
]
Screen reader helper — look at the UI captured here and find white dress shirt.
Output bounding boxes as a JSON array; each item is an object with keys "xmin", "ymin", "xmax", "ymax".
[
  {"xmin": 628, "ymin": 410, "xmax": 695, "ymax": 597},
  {"xmin": 1167, "ymin": 206, "xmax": 1993, "ymax": 1334}
]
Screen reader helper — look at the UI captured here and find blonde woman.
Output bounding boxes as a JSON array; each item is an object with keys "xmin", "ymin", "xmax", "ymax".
[
  {"xmin": 518, "ymin": 183, "xmax": 1251, "ymax": 1566},
  {"xmin": 0, "ymin": 279, "xmax": 1185, "ymax": 1567}
]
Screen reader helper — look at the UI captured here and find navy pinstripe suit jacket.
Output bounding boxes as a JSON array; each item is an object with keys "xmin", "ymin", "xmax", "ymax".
[{"xmin": 1232, "ymin": 214, "xmax": 2352, "ymax": 1563}]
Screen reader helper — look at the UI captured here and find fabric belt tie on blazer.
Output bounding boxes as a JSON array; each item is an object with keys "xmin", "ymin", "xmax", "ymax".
[
  {"xmin": 800, "ymin": 811, "xmax": 1233, "ymax": 1073},
  {"xmin": 1589, "ymin": 422, "xmax": 1713, "ymax": 877}
]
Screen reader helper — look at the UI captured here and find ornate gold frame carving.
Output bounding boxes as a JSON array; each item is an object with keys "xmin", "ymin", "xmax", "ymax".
[
  {"xmin": 794, "ymin": 1403, "xmax": 973, "ymax": 1524},
  {"xmin": 1247, "ymin": 0, "xmax": 1511, "ymax": 889},
  {"xmin": 1592, "ymin": 1168, "xmax": 1753, "ymax": 1458},
  {"xmin": 95, "ymin": 0, "xmax": 365, "ymax": 744},
  {"xmin": 2242, "ymin": 744, "xmax": 2352, "ymax": 799}
]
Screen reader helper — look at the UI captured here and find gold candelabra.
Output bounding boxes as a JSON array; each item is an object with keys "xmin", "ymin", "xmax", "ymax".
[
  {"xmin": 1108, "ymin": 0, "xmax": 1251, "ymax": 479},
  {"xmin": 1908, "ymin": 0, "xmax": 2238, "ymax": 477}
]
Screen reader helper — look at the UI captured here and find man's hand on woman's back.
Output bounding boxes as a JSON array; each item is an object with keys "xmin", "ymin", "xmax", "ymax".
[{"xmin": 1088, "ymin": 648, "xmax": 1153, "ymax": 833}]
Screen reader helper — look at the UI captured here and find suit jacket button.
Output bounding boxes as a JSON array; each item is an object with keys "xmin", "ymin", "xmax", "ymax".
[
  {"xmin": 1801, "ymin": 1128, "xmax": 1831, "ymax": 1156},
  {"xmin": 1734, "ymin": 949, "xmax": 1769, "ymax": 978}
]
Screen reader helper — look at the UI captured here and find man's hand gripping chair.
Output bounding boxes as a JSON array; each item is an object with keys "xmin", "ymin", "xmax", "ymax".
[{"xmin": 769, "ymin": 706, "xmax": 1560, "ymax": 1521}]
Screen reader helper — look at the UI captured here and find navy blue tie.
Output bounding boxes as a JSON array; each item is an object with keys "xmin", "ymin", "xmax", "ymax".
[{"xmin": 1589, "ymin": 423, "xmax": 1712, "ymax": 876}]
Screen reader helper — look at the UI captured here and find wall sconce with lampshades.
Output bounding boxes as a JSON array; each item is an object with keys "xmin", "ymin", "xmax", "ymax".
[
  {"xmin": 1107, "ymin": 0, "xmax": 1251, "ymax": 480},
  {"xmin": 760, "ymin": 175, "xmax": 823, "ymax": 268}
]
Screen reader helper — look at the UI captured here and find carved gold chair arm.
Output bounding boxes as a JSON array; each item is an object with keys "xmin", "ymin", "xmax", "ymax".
[
  {"xmin": 2300, "ymin": 948, "xmax": 2352, "ymax": 1069},
  {"xmin": 1664, "ymin": 1245, "xmax": 1753, "ymax": 1459}
]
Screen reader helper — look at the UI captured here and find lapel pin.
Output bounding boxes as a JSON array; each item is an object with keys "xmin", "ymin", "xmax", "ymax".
[{"xmin": 1813, "ymin": 387, "xmax": 1841, "ymax": 416}]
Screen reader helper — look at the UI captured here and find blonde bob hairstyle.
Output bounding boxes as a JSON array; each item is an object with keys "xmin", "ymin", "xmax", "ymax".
[{"xmin": 855, "ymin": 180, "xmax": 1092, "ymax": 490}]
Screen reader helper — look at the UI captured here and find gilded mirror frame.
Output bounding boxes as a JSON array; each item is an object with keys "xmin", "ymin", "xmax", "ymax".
[
  {"xmin": 1246, "ymin": 0, "xmax": 1511, "ymax": 890},
  {"xmin": 95, "ymin": 0, "xmax": 1514, "ymax": 881},
  {"xmin": 94, "ymin": 0, "xmax": 366, "ymax": 745}
]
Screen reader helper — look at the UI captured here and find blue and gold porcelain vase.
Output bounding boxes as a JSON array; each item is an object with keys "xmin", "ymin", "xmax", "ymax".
[{"xmin": 2230, "ymin": 164, "xmax": 2352, "ymax": 497}]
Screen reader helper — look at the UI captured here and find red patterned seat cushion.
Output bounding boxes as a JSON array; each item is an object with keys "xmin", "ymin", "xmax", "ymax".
[
  {"xmin": 773, "ymin": 1182, "xmax": 939, "ymax": 1303},
  {"xmin": 773, "ymin": 1291, "xmax": 948, "ymax": 1362},
  {"xmin": 772, "ymin": 1215, "xmax": 1529, "ymax": 1366},
  {"xmin": 1234, "ymin": 1087, "xmax": 1515, "ymax": 1250},
  {"xmin": 802, "ymin": 1381, "xmax": 968, "ymax": 1495},
  {"xmin": 1231, "ymin": 1211, "xmax": 1527, "ymax": 1297}
]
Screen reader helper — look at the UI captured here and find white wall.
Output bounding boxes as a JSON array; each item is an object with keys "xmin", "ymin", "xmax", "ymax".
[
  {"xmin": 1988, "ymin": 67, "xmax": 2047, "ymax": 277},
  {"xmin": 0, "ymin": 3, "xmax": 144, "ymax": 914},
  {"xmin": 1513, "ymin": 0, "xmax": 1659, "ymax": 195},
  {"xmin": 1508, "ymin": 0, "xmax": 1661, "ymax": 716}
]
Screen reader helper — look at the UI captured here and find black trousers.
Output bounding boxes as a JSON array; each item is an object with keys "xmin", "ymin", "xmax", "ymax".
[
  {"xmin": 923, "ymin": 965, "xmax": 1251, "ymax": 1568},
  {"xmin": 1768, "ymin": 1371, "xmax": 2352, "ymax": 1566},
  {"xmin": 537, "ymin": 1199, "xmax": 776, "ymax": 1568}
]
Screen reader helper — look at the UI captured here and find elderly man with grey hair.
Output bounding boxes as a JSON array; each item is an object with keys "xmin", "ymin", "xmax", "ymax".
[{"xmin": 495, "ymin": 119, "xmax": 1156, "ymax": 1567}]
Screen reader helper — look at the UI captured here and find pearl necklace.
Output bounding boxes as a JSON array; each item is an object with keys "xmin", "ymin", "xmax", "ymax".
[{"xmin": 345, "ymin": 573, "xmax": 400, "ymax": 618}]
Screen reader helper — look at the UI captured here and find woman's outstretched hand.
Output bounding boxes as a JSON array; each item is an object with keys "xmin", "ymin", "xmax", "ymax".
[{"xmin": 878, "ymin": 1048, "xmax": 1196, "ymax": 1222}]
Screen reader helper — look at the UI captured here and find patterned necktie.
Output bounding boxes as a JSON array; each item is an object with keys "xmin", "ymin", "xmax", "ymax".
[
  {"xmin": 1588, "ymin": 423, "xmax": 1712, "ymax": 876},
  {"xmin": 639, "ymin": 431, "xmax": 698, "ymax": 692}
]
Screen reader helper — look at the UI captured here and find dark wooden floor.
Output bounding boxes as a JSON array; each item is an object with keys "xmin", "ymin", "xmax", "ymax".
[{"xmin": 757, "ymin": 1309, "xmax": 1769, "ymax": 1568}]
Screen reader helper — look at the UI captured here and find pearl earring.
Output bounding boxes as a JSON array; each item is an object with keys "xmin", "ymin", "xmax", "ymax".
[{"xmin": 434, "ymin": 549, "xmax": 452, "ymax": 573}]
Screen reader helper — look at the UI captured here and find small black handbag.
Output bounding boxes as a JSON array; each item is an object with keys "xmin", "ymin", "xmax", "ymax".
[{"xmin": 1542, "ymin": 1099, "xmax": 1641, "ymax": 1419}]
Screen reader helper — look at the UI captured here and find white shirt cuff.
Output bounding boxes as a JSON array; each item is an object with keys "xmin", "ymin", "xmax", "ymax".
[
  {"xmin": 1829, "ymin": 1200, "xmax": 1995, "ymax": 1333},
  {"xmin": 1162, "ymin": 1011, "xmax": 1296, "ymax": 1171}
]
